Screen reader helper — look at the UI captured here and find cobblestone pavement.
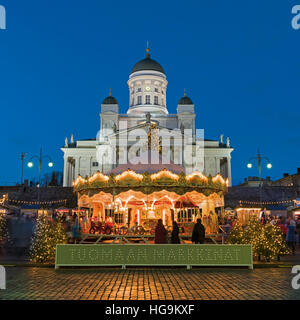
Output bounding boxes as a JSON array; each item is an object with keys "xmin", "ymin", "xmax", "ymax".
[{"xmin": 0, "ymin": 267, "xmax": 299, "ymax": 300}]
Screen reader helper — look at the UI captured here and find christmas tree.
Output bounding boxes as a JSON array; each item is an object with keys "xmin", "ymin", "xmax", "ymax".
[
  {"xmin": 30, "ymin": 216, "xmax": 67, "ymax": 263},
  {"xmin": 227, "ymin": 217, "xmax": 290, "ymax": 261}
]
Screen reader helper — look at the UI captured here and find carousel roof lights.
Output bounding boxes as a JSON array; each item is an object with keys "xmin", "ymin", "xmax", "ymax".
[
  {"xmin": 150, "ymin": 169, "xmax": 179, "ymax": 181},
  {"xmin": 74, "ymin": 170, "xmax": 228, "ymax": 196},
  {"xmin": 88, "ymin": 171, "xmax": 109, "ymax": 183},
  {"xmin": 226, "ymin": 178, "xmax": 229, "ymax": 187},
  {"xmin": 73, "ymin": 174, "xmax": 87, "ymax": 186},
  {"xmin": 185, "ymin": 171, "xmax": 208, "ymax": 182},
  {"xmin": 115, "ymin": 170, "xmax": 144, "ymax": 182},
  {"xmin": 212, "ymin": 174, "xmax": 226, "ymax": 184}
]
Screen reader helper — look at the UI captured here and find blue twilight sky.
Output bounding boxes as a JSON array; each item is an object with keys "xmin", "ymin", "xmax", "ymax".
[{"xmin": 0, "ymin": 0, "xmax": 300, "ymax": 186}]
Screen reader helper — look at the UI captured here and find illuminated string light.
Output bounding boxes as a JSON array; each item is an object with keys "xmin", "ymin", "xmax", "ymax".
[
  {"xmin": 185, "ymin": 171, "xmax": 209, "ymax": 183},
  {"xmin": 115, "ymin": 170, "xmax": 143, "ymax": 182},
  {"xmin": 151, "ymin": 169, "xmax": 179, "ymax": 181},
  {"xmin": 73, "ymin": 174, "xmax": 87, "ymax": 187},
  {"xmin": 212, "ymin": 174, "xmax": 226, "ymax": 184},
  {"xmin": 88, "ymin": 171, "xmax": 109, "ymax": 183}
]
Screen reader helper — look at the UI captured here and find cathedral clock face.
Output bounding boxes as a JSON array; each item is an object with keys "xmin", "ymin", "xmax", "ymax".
[{"xmin": 145, "ymin": 86, "xmax": 151, "ymax": 91}]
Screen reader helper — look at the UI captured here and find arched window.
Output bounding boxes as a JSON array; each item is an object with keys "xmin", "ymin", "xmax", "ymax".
[{"xmin": 145, "ymin": 95, "xmax": 150, "ymax": 104}]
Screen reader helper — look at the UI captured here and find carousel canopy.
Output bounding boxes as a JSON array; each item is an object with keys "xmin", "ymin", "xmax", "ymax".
[{"xmin": 73, "ymin": 169, "xmax": 228, "ymax": 198}]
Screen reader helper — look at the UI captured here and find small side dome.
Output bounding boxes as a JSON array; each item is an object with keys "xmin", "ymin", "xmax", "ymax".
[
  {"xmin": 102, "ymin": 89, "xmax": 118, "ymax": 104},
  {"xmin": 102, "ymin": 96, "xmax": 118, "ymax": 104},
  {"xmin": 178, "ymin": 89, "xmax": 193, "ymax": 105}
]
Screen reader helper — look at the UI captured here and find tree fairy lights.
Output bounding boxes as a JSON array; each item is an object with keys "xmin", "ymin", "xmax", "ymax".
[
  {"xmin": 30, "ymin": 216, "xmax": 67, "ymax": 263},
  {"xmin": 227, "ymin": 218, "xmax": 290, "ymax": 261}
]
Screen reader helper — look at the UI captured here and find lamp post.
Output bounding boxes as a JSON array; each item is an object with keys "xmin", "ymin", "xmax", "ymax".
[
  {"xmin": 21, "ymin": 152, "xmax": 27, "ymax": 185},
  {"xmin": 27, "ymin": 147, "xmax": 54, "ymax": 187},
  {"xmin": 247, "ymin": 148, "xmax": 272, "ymax": 203}
]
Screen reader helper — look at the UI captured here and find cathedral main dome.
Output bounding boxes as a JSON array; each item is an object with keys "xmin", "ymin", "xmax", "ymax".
[{"xmin": 131, "ymin": 53, "xmax": 165, "ymax": 74}]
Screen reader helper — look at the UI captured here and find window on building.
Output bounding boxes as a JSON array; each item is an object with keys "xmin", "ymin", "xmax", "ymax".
[
  {"xmin": 137, "ymin": 96, "xmax": 142, "ymax": 105},
  {"xmin": 155, "ymin": 88, "xmax": 159, "ymax": 93},
  {"xmin": 137, "ymin": 88, "xmax": 142, "ymax": 92},
  {"xmin": 145, "ymin": 95, "xmax": 150, "ymax": 104},
  {"xmin": 92, "ymin": 162, "xmax": 99, "ymax": 167},
  {"xmin": 154, "ymin": 96, "xmax": 158, "ymax": 105}
]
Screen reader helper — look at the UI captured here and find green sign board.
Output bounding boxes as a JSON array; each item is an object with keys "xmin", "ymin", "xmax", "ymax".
[{"xmin": 55, "ymin": 244, "xmax": 253, "ymax": 269}]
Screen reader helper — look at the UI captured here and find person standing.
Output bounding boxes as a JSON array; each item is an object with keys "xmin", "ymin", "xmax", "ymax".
[
  {"xmin": 286, "ymin": 219, "xmax": 296, "ymax": 255},
  {"xmin": 278, "ymin": 217, "xmax": 287, "ymax": 239},
  {"xmin": 171, "ymin": 221, "xmax": 180, "ymax": 244},
  {"xmin": 154, "ymin": 219, "xmax": 167, "ymax": 244},
  {"xmin": 296, "ymin": 220, "xmax": 300, "ymax": 244},
  {"xmin": 192, "ymin": 218, "xmax": 205, "ymax": 244},
  {"xmin": 72, "ymin": 216, "xmax": 81, "ymax": 244}
]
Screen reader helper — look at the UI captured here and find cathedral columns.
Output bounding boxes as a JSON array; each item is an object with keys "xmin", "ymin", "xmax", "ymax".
[
  {"xmin": 74, "ymin": 156, "xmax": 80, "ymax": 177},
  {"xmin": 216, "ymin": 157, "xmax": 220, "ymax": 174},
  {"xmin": 227, "ymin": 156, "xmax": 232, "ymax": 186},
  {"xmin": 63, "ymin": 157, "xmax": 68, "ymax": 187}
]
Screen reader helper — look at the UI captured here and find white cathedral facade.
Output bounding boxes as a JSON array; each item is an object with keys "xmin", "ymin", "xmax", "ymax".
[{"xmin": 62, "ymin": 47, "xmax": 233, "ymax": 187}]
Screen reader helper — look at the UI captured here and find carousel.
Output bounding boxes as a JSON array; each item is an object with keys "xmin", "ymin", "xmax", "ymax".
[{"xmin": 73, "ymin": 169, "xmax": 228, "ymax": 236}]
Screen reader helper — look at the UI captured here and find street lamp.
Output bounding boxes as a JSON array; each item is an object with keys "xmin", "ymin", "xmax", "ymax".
[
  {"xmin": 27, "ymin": 147, "xmax": 54, "ymax": 186},
  {"xmin": 247, "ymin": 148, "xmax": 272, "ymax": 202},
  {"xmin": 21, "ymin": 152, "xmax": 27, "ymax": 185}
]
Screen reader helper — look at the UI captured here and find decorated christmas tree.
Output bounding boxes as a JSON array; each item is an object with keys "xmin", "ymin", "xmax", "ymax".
[
  {"xmin": 225, "ymin": 222, "xmax": 244, "ymax": 244},
  {"xmin": 30, "ymin": 216, "xmax": 67, "ymax": 263},
  {"xmin": 227, "ymin": 217, "xmax": 290, "ymax": 261}
]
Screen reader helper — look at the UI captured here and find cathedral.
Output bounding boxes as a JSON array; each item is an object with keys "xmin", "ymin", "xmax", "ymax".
[{"xmin": 62, "ymin": 45, "xmax": 233, "ymax": 187}]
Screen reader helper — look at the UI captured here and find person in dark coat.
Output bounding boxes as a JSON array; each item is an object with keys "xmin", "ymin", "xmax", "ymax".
[
  {"xmin": 155, "ymin": 219, "xmax": 167, "ymax": 244},
  {"xmin": 171, "ymin": 221, "xmax": 180, "ymax": 244},
  {"xmin": 192, "ymin": 218, "xmax": 205, "ymax": 244}
]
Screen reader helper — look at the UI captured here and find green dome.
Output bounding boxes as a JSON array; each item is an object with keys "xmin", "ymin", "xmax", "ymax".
[
  {"xmin": 178, "ymin": 96, "xmax": 193, "ymax": 105},
  {"xmin": 102, "ymin": 96, "xmax": 118, "ymax": 104},
  {"xmin": 131, "ymin": 54, "xmax": 165, "ymax": 74}
]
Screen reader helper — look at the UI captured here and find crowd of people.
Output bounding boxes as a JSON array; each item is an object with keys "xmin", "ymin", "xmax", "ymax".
[
  {"xmin": 3, "ymin": 210, "xmax": 300, "ymax": 255},
  {"xmin": 276, "ymin": 216, "xmax": 299, "ymax": 255},
  {"xmin": 57, "ymin": 212, "xmax": 300, "ymax": 252},
  {"xmin": 219, "ymin": 213, "xmax": 300, "ymax": 255},
  {"xmin": 154, "ymin": 218, "xmax": 205, "ymax": 244},
  {"xmin": 59, "ymin": 215, "xmax": 82, "ymax": 244}
]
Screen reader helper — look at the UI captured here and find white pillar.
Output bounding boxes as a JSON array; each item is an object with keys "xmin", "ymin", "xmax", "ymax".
[
  {"xmin": 74, "ymin": 156, "xmax": 80, "ymax": 177},
  {"xmin": 216, "ymin": 157, "xmax": 220, "ymax": 174},
  {"xmin": 227, "ymin": 156, "xmax": 232, "ymax": 186},
  {"xmin": 63, "ymin": 157, "xmax": 68, "ymax": 187}
]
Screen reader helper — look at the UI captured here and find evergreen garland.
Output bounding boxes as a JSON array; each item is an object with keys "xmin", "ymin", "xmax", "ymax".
[{"xmin": 30, "ymin": 216, "xmax": 67, "ymax": 263}]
